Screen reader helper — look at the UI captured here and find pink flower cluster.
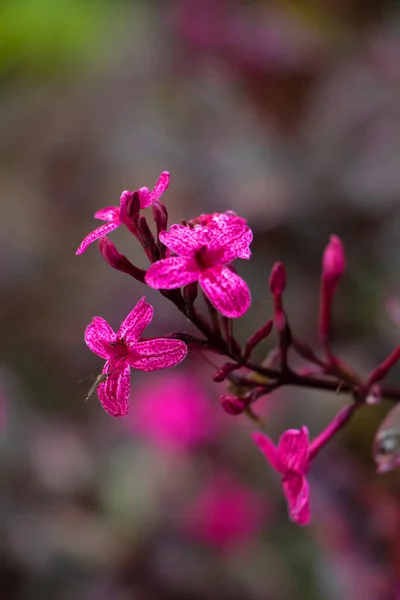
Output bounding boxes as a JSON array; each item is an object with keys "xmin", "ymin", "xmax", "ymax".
[{"xmin": 76, "ymin": 168, "xmax": 400, "ymax": 528}]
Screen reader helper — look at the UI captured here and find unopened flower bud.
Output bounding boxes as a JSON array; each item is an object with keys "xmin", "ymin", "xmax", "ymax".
[
  {"xmin": 269, "ymin": 262, "xmax": 286, "ymax": 296},
  {"xmin": 322, "ymin": 235, "xmax": 345, "ymax": 289},
  {"xmin": 220, "ymin": 394, "xmax": 245, "ymax": 415},
  {"xmin": 152, "ymin": 200, "xmax": 168, "ymax": 236},
  {"xmin": 213, "ymin": 362, "xmax": 237, "ymax": 383},
  {"xmin": 98, "ymin": 237, "xmax": 146, "ymax": 282},
  {"xmin": 244, "ymin": 320, "xmax": 273, "ymax": 360},
  {"xmin": 125, "ymin": 190, "xmax": 140, "ymax": 224}
]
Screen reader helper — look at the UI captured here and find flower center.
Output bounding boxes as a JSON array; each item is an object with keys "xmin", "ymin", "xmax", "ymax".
[
  {"xmin": 109, "ymin": 340, "xmax": 128, "ymax": 359},
  {"xmin": 194, "ymin": 245, "xmax": 225, "ymax": 270}
]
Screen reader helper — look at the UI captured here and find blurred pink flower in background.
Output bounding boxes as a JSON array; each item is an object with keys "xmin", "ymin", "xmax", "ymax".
[
  {"xmin": 182, "ymin": 472, "xmax": 268, "ymax": 551},
  {"xmin": 130, "ymin": 372, "xmax": 217, "ymax": 452}
]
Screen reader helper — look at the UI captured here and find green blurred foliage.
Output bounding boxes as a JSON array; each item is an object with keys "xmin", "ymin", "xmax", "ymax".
[{"xmin": 0, "ymin": 0, "xmax": 116, "ymax": 75}]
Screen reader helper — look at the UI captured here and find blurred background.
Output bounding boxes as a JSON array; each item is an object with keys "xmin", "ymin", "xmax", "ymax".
[{"xmin": 1, "ymin": 0, "xmax": 400, "ymax": 598}]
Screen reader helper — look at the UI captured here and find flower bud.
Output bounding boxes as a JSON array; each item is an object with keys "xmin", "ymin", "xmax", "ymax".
[
  {"xmin": 152, "ymin": 200, "xmax": 168, "ymax": 235},
  {"xmin": 269, "ymin": 262, "xmax": 286, "ymax": 296},
  {"xmin": 98, "ymin": 237, "xmax": 146, "ymax": 282},
  {"xmin": 125, "ymin": 190, "xmax": 140, "ymax": 225},
  {"xmin": 212, "ymin": 362, "xmax": 237, "ymax": 383},
  {"xmin": 244, "ymin": 320, "xmax": 273, "ymax": 360},
  {"xmin": 220, "ymin": 395, "xmax": 245, "ymax": 415},
  {"xmin": 322, "ymin": 235, "xmax": 345, "ymax": 289}
]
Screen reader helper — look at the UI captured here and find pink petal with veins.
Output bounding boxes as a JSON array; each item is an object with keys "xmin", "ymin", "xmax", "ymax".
[
  {"xmin": 138, "ymin": 171, "xmax": 171, "ymax": 208},
  {"xmin": 145, "ymin": 256, "xmax": 200, "ymax": 289},
  {"xmin": 137, "ymin": 187, "xmax": 152, "ymax": 208},
  {"xmin": 222, "ymin": 223, "xmax": 253, "ymax": 261},
  {"xmin": 208, "ymin": 221, "xmax": 252, "ymax": 263},
  {"xmin": 278, "ymin": 426, "xmax": 309, "ymax": 474},
  {"xmin": 282, "ymin": 474, "xmax": 310, "ymax": 525},
  {"xmin": 252, "ymin": 432, "xmax": 283, "ymax": 472},
  {"xmin": 94, "ymin": 206, "xmax": 120, "ymax": 221},
  {"xmin": 118, "ymin": 297, "xmax": 154, "ymax": 346},
  {"xmin": 84, "ymin": 317, "xmax": 116, "ymax": 359},
  {"xmin": 76, "ymin": 221, "xmax": 120, "ymax": 255},
  {"xmin": 199, "ymin": 265, "xmax": 251, "ymax": 318},
  {"xmin": 97, "ymin": 361, "xmax": 131, "ymax": 417},
  {"xmin": 127, "ymin": 338, "xmax": 187, "ymax": 372},
  {"xmin": 159, "ymin": 224, "xmax": 210, "ymax": 256},
  {"xmin": 152, "ymin": 171, "xmax": 170, "ymax": 198}
]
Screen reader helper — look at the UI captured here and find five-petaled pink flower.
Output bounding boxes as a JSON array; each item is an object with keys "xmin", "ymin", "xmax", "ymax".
[
  {"xmin": 76, "ymin": 172, "xmax": 170, "ymax": 255},
  {"xmin": 84, "ymin": 297, "xmax": 187, "ymax": 417},
  {"xmin": 252, "ymin": 426, "xmax": 311, "ymax": 525},
  {"xmin": 145, "ymin": 212, "xmax": 252, "ymax": 318}
]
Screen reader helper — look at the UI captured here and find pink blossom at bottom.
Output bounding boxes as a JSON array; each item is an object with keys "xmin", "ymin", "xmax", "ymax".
[
  {"xmin": 253, "ymin": 426, "xmax": 311, "ymax": 526},
  {"xmin": 130, "ymin": 373, "xmax": 216, "ymax": 451},
  {"xmin": 182, "ymin": 472, "xmax": 268, "ymax": 550}
]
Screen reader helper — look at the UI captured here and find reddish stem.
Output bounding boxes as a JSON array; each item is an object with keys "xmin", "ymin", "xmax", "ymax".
[
  {"xmin": 309, "ymin": 404, "xmax": 358, "ymax": 460},
  {"xmin": 368, "ymin": 345, "xmax": 400, "ymax": 385}
]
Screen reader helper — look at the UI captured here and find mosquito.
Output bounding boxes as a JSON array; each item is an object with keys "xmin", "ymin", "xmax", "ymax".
[{"xmin": 79, "ymin": 368, "xmax": 119, "ymax": 402}]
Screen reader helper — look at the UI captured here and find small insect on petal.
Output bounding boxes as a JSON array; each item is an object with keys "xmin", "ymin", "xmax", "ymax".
[
  {"xmin": 84, "ymin": 370, "xmax": 117, "ymax": 402},
  {"xmin": 373, "ymin": 403, "xmax": 400, "ymax": 473}
]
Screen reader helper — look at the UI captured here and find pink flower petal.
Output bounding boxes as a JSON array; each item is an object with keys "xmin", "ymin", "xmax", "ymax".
[
  {"xmin": 282, "ymin": 474, "xmax": 311, "ymax": 525},
  {"xmin": 199, "ymin": 265, "xmax": 251, "ymax": 318},
  {"xmin": 278, "ymin": 426, "xmax": 309, "ymax": 474},
  {"xmin": 208, "ymin": 221, "xmax": 253, "ymax": 262},
  {"xmin": 97, "ymin": 361, "xmax": 131, "ymax": 417},
  {"xmin": 221, "ymin": 223, "xmax": 253, "ymax": 261},
  {"xmin": 94, "ymin": 206, "xmax": 120, "ymax": 221},
  {"xmin": 76, "ymin": 221, "xmax": 120, "ymax": 255},
  {"xmin": 118, "ymin": 297, "xmax": 154, "ymax": 346},
  {"xmin": 152, "ymin": 171, "xmax": 170, "ymax": 198},
  {"xmin": 137, "ymin": 187, "xmax": 152, "ymax": 208},
  {"xmin": 84, "ymin": 317, "xmax": 116, "ymax": 359},
  {"xmin": 137, "ymin": 172, "xmax": 170, "ymax": 208},
  {"xmin": 252, "ymin": 432, "xmax": 283, "ymax": 472},
  {"xmin": 127, "ymin": 338, "xmax": 187, "ymax": 372},
  {"xmin": 145, "ymin": 256, "xmax": 200, "ymax": 289},
  {"xmin": 159, "ymin": 224, "xmax": 210, "ymax": 257}
]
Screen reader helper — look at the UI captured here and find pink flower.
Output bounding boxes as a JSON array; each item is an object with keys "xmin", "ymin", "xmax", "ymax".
[
  {"xmin": 145, "ymin": 213, "xmax": 252, "ymax": 318},
  {"xmin": 183, "ymin": 472, "xmax": 267, "ymax": 550},
  {"xmin": 84, "ymin": 297, "xmax": 187, "ymax": 417},
  {"xmin": 131, "ymin": 373, "xmax": 216, "ymax": 451},
  {"xmin": 253, "ymin": 426, "xmax": 311, "ymax": 525},
  {"xmin": 76, "ymin": 172, "xmax": 170, "ymax": 255}
]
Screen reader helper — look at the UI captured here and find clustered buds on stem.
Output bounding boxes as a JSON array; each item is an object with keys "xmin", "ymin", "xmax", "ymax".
[{"xmin": 76, "ymin": 170, "xmax": 400, "ymax": 526}]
